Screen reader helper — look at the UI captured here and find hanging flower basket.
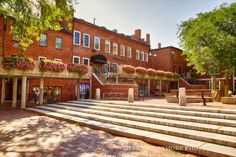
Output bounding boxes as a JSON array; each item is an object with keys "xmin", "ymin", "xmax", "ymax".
[
  {"xmin": 39, "ymin": 59, "xmax": 65, "ymax": 72},
  {"xmin": 67, "ymin": 63, "xmax": 88, "ymax": 76},
  {"xmin": 156, "ymin": 70, "xmax": 165, "ymax": 77},
  {"xmin": 147, "ymin": 68, "xmax": 157, "ymax": 77},
  {"xmin": 136, "ymin": 67, "xmax": 147, "ymax": 75},
  {"xmin": 122, "ymin": 65, "xmax": 136, "ymax": 74},
  {"xmin": 165, "ymin": 71, "xmax": 174, "ymax": 78},
  {"xmin": 2, "ymin": 56, "xmax": 34, "ymax": 71}
]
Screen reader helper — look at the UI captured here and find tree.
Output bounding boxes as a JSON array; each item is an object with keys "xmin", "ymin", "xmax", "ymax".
[
  {"xmin": 178, "ymin": 2, "xmax": 236, "ymax": 93},
  {"xmin": 0, "ymin": 0, "xmax": 77, "ymax": 56}
]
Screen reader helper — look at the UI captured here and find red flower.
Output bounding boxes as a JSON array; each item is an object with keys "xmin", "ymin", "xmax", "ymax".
[
  {"xmin": 67, "ymin": 64, "xmax": 88, "ymax": 76},
  {"xmin": 136, "ymin": 67, "xmax": 147, "ymax": 75},
  {"xmin": 147, "ymin": 68, "xmax": 157, "ymax": 76},
  {"xmin": 122, "ymin": 65, "xmax": 135, "ymax": 74},
  {"xmin": 156, "ymin": 70, "xmax": 165, "ymax": 77}
]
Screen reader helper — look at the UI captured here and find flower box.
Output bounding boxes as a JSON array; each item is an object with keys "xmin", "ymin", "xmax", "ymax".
[
  {"xmin": 39, "ymin": 59, "xmax": 65, "ymax": 72},
  {"xmin": 122, "ymin": 65, "xmax": 136, "ymax": 74},
  {"xmin": 67, "ymin": 63, "xmax": 88, "ymax": 76},
  {"xmin": 2, "ymin": 56, "xmax": 34, "ymax": 71},
  {"xmin": 165, "ymin": 71, "xmax": 174, "ymax": 78},
  {"xmin": 156, "ymin": 70, "xmax": 165, "ymax": 77}
]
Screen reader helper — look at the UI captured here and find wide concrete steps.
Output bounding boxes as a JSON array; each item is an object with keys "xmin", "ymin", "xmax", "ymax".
[
  {"xmin": 51, "ymin": 103, "xmax": 236, "ymax": 136},
  {"xmin": 25, "ymin": 100, "xmax": 236, "ymax": 157}
]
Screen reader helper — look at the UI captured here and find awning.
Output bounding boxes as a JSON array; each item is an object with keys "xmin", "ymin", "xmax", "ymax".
[{"xmin": 91, "ymin": 54, "xmax": 107, "ymax": 64}]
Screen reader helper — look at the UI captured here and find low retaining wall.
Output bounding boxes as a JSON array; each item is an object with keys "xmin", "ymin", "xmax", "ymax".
[{"xmin": 221, "ymin": 97, "xmax": 236, "ymax": 105}]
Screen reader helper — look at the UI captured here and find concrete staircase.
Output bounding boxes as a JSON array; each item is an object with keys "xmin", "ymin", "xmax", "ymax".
[{"xmin": 25, "ymin": 100, "xmax": 236, "ymax": 157}]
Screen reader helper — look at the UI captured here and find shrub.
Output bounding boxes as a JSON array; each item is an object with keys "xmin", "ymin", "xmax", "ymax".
[
  {"xmin": 2, "ymin": 56, "xmax": 34, "ymax": 71},
  {"xmin": 67, "ymin": 63, "xmax": 88, "ymax": 76},
  {"xmin": 122, "ymin": 65, "xmax": 136, "ymax": 74},
  {"xmin": 147, "ymin": 68, "xmax": 157, "ymax": 76},
  {"xmin": 136, "ymin": 67, "xmax": 147, "ymax": 75},
  {"xmin": 39, "ymin": 59, "xmax": 65, "ymax": 72}
]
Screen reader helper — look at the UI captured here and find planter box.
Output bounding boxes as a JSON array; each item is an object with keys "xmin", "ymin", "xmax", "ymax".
[{"xmin": 221, "ymin": 97, "xmax": 236, "ymax": 105}]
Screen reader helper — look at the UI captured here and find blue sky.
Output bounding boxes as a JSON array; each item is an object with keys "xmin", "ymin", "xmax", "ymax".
[{"xmin": 75, "ymin": 0, "xmax": 235, "ymax": 49}]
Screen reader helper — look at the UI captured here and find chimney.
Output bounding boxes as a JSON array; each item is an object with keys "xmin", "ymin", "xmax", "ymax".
[
  {"xmin": 158, "ymin": 43, "xmax": 161, "ymax": 49},
  {"xmin": 134, "ymin": 29, "xmax": 141, "ymax": 40},
  {"xmin": 146, "ymin": 34, "xmax": 150, "ymax": 44}
]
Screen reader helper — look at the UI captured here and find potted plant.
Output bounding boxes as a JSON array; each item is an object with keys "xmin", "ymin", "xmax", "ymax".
[
  {"xmin": 39, "ymin": 59, "xmax": 65, "ymax": 73},
  {"xmin": 122, "ymin": 65, "xmax": 136, "ymax": 74}
]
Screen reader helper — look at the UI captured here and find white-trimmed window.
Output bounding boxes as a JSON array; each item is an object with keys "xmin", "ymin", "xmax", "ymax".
[
  {"xmin": 120, "ymin": 45, "xmax": 125, "ymax": 56},
  {"xmin": 54, "ymin": 59, "xmax": 62, "ymax": 62},
  {"xmin": 145, "ymin": 53, "xmax": 148, "ymax": 62},
  {"xmin": 83, "ymin": 33, "xmax": 90, "ymax": 48},
  {"xmin": 94, "ymin": 37, "xmax": 100, "ymax": 50},
  {"xmin": 105, "ymin": 40, "xmax": 111, "ymax": 53},
  {"xmin": 112, "ymin": 42, "xmax": 118, "ymax": 55},
  {"xmin": 38, "ymin": 56, "xmax": 46, "ymax": 62},
  {"xmin": 141, "ymin": 51, "xmax": 145, "ymax": 61},
  {"xmin": 127, "ymin": 47, "xmax": 132, "ymax": 58},
  {"xmin": 73, "ymin": 30, "xmax": 81, "ymax": 45},
  {"xmin": 55, "ymin": 37, "xmax": 62, "ymax": 49},
  {"xmin": 136, "ymin": 49, "xmax": 140, "ymax": 60},
  {"xmin": 83, "ymin": 57, "xmax": 89, "ymax": 66},
  {"xmin": 39, "ymin": 33, "xmax": 47, "ymax": 46},
  {"xmin": 73, "ymin": 56, "xmax": 80, "ymax": 64}
]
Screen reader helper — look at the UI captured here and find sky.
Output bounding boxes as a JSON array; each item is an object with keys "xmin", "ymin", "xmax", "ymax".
[{"xmin": 75, "ymin": 0, "xmax": 235, "ymax": 49}]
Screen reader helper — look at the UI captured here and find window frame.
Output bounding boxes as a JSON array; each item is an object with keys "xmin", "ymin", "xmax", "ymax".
[
  {"xmin": 136, "ymin": 49, "xmax": 140, "ymax": 60},
  {"xmin": 39, "ymin": 33, "xmax": 48, "ymax": 47},
  {"xmin": 141, "ymin": 51, "xmax": 145, "ymax": 61},
  {"xmin": 55, "ymin": 36, "xmax": 63, "ymax": 49},
  {"xmin": 83, "ymin": 33, "xmax": 90, "ymax": 48},
  {"xmin": 73, "ymin": 56, "xmax": 80, "ymax": 64},
  {"xmin": 105, "ymin": 40, "xmax": 111, "ymax": 53},
  {"xmin": 120, "ymin": 44, "xmax": 125, "ymax": 57},
  {"xmin": 145, "ymin": 52, "xmax": 149, "ymax": 62},
  {"xmin": 94, "ymin": 36, "xmax": 100, "ymax": 50},
  {"xmin": 127, "ymin": 47, "xmax": 132, "ymax": 58},
  {"xmin": 38, "ymin": 56, "xmax": 46, "ymax": 63},
  {"xmin": 83, "ymin": 57, "xmax": 90, "ymax": 66},
  {"xmin": 112, "ymin": 42, "xmax": 118, "ymax": 55},
  {"xmin": 73, "ymin": 30, "xmax": 81, "ymax": 45}
]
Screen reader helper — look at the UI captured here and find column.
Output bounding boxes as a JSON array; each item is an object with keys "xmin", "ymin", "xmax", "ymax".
[
  {"xmin": 12, "ymin": 78, "xmax": 18, "ymax": 108},
  {"xmin": 147, "ymin": 78, "xmax": 150, "ymax": 96},
  {"xmin": 159, "ymin": 80, "xmax": 162, "ymax": 92},
  {"xmin": 21, "ymin": 76, "xmax": 27, "ymax": 109},
  {"xmin": 89, "ymin": 78, "xmax": 92, "ymax": 99},
  {"xmin": 39, "ymin": 77, "xmax": 44, "ymax": 105},
  {"xmin": 77, "ymin": 79, "xmax": 80, "ymax": 101},
  {"xmin": 1, "ymin": 79, "xmax": 6, "ymax": 105},
  {"xmin": 211, "ymin": 75, "xmax": 216, "ymax": 92}
]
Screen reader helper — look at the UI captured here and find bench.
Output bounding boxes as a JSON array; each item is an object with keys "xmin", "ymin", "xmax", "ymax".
[{"xmin": 170, "ymin": 89, "xmax": 214, "ymax": 106}]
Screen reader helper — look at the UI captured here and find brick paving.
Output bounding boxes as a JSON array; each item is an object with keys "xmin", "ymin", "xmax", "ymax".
[{"xmin": 0, "ymin": 110, "xmax": 198, "ymax": 157}]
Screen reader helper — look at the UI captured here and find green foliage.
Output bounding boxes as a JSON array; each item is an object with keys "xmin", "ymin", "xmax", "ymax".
[
  {"xmin": 178, "ymin": 2, "xmax": 236, "ymax": 77},
  {"xmin": 0, "ymin": 0, "xmax": 76, "ymax": 55}
]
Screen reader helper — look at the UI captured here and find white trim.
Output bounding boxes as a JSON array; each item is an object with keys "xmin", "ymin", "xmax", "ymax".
[
  {"xmin": 105, "ymin": 40, "xmax": 111, "ymax": 53},
  {"xmin": 92, "ymin": 73, "xmax": 104, "ymax": 85},
  {"xmin": 94, "ymin": 36, "xmax": 100, "ymax": 50},
  {"xmin": 73, "ymin": 56, "xmax": 80, "ymax": 64},
  {"xmin": 145, "ymin": 52, "xmax": 148, "ymax": 62},
  {"xmin": 136, "ymin": 49, "xmax": 140, "ymax": 60},
  {"xmin": 127, "ymin": 47, "xmax": 132, "ymax": 58},
  {"xmin": 112, "ymin": 42, "xmax": 118, "ymax": 55},
  {"xmin": 38, "ymin": 56, "xmax": 46, "ymax": 62},
  {"xmin": 120, "ymin": 44, "xmax": 125, "ymax": 56},
  {"xmin": 54, "ymin": 58, "xmax": 62, "ymax": 62},
  {"xmin": 73, "ymin": 30, "xmax": 81, "ymax": 45},
  {"xmin": 83, "ymin": 33, "xmax": 90, "ymax": 48},
  {"xmin": 141, "ymin": 51, "xmax": 144, "ymax": 61},
  {"xmin": 83, "ymin": 57, "xmax": 90, "ymax": 66}
]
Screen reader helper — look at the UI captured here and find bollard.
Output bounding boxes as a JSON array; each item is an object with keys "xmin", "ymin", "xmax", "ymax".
[
  {"xmin": 96, "ymin": 88, "xmax": 100, "ymax": 100},
  {"xmin": 179, "ymin": 88, "xmax": 186, "ymax": 106},
  {"xmin": 128, "ymin": 88, "xmax": 134, "ymax": 103}
]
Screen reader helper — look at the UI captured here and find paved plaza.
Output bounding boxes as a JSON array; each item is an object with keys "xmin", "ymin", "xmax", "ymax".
[{"xmin": 0, "ymin": 110, "xmax": 197, "ymax": 157}]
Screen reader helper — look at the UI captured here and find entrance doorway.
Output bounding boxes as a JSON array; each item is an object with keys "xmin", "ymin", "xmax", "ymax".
[{"xmin": 80, "ymin": 83, "xmax": 90, "ymax": 99}]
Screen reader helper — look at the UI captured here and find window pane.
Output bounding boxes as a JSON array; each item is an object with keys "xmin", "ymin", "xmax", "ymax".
[
  {"xmin": 39, "ymin": 34, "xmax": 47, "ymax": 46},
  {"xmin": 94, "ymin": 37, "xmax": 100, "ymax": 50},
  {"xmin": 105, "ymin": 40, "xmax": 110, "ymax": 53},
  {"xmin": 83, "ymin": 59, "xmax": 89, "ymax": 65},
  {"xmin": 73, "ymin": 57, "xmax": 80, "ymax": 64},
  {"xmin": 56, "ymin": 37, "xmax": 62, "ymax": 49},
  {"xmin": 74, "ymin": 31, "xmax": 80, "ymax": 45},
  {"xmin": 84, "ymin": 34, "xmax": 90, "ymax": 47},
  {"xmin": 113, "ymin": 43, "xmax": 118, "ymax": 55}
]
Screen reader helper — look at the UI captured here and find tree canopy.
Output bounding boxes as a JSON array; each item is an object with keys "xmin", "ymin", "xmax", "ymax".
[
  {"xmin": 0, "ymin": 0, "xmax": 76, "ymax": 55},
  {"xmin": 178, "ymin": 2, "xmax": 236, "ymax": 77}
]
